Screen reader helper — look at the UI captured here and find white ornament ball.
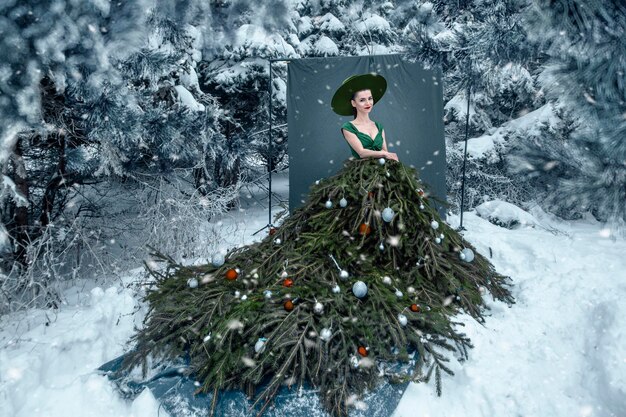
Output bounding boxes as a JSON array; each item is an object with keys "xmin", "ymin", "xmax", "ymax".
[
  {"xmin": 211, "ymin": 253, "xmax": 225, "ymax": 267},
  {"xmin": 378, "ymin": 158, "xmax": 386, "ymax": 165},
  {"xmin": 320, "ymin": 328, "xmax": 332, "ymax": 341},
  {"xmin": 419, "ymin": 204, "xmax": 425, "ymax": 210},
  {"xmin": 234, "ymin": 290, "xmax": 241, "ymax": 298},
  {"xmin": 241, "ymin": 295, "xmax": 247, "ymax": 301},
  {"xmin": 460, "ymin": 248, "xmax": 475, "ymax": 262},
  {"xmin": 339, "ymin": 198, "xmax": 348, "ymax": 208},
  {"xmin": 352, "ymin": 281, "xmax": 368, "ymax": 298},
  {"xmin": 255, "ymin": 337, "xmax": 267, "ymax": 353},
  {"xmin": 325, "ymin": 200, "xmax": 333, "ymax": 209},
  {"xmin": 379, "ymin": 243, "xmax": 384, "ymax": 251},
  {"xmin": 439, "ymin": 234, "xmax": 444, "ymax": 239},
  {"xmin": 332, "ymin": 284, "xmax": 340, "ymax": 293},
  {"xmin": 350, "ymin": 355, "xmax": 360, "ymax": 368},
  {"xmin": 407, "ymin": 286, "xmax": 415, "ymax": 294},
  {"xmin": 315, "ymin": 180, "xmax": 320, "ymax": 185},
  {"xmin": 435, "ymin": 237, "xmax": 441, "ymax": 244},
  {"xmin": 430, "ymin": 220, "xmax": 439, "ymax": 230},
  {"xmin": 264, "ymin": 290, "xmax": 272, "ymax": 299},
  {"xmin": 395, "ymin": 289, "xmax": 403, "ymax": 298},
  {"xmin": 275, "ymin": 238, "xmax": 282, "ymax": 245},
  {"xmin": 313, "ymin": 302, "xmax": 324, "ymax": 314},
  {"xmin": 382, "ymin": 207, "xmax": 395, "ymax": 222},
  {"xmin": 187, "ymin": 278, "xmax": 198, "ymax": 288},
  {"xmin": 339, "ymin": 270, "xmax": 349, "ymax": 280},
  {"xmin": 397, "ymin": 314, "xmax": 408, "ymax": 327},
  {"xmin": 382, "ymin": 276, "xmax": 392, "ymax": 285}
]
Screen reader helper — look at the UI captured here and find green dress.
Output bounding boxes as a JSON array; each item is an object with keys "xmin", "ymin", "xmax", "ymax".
[{"xmin": 341, "ymin": 120, "xmax": 384, "ymax": 158}]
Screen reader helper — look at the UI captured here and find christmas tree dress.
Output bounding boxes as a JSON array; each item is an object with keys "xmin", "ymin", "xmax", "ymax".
[{"xmin": 122, "ymin": 152, "xmax": 514, "ymax": 416}]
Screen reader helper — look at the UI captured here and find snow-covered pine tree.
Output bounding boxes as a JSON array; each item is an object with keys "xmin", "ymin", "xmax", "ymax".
[
  {"xmin": 0, "ymin": 0, "xmax": 149, "ymax": 312},
  {"xmin": 194, "ymin": 0, "xmax": 295, "ymax": 188},
  {"xmin": 293, "ymin": 0, "xmax": 403, "ymax": 57},
  {"xmin": 395, "ymin": 0, "xmax": 546, "ymax": 212},
  {"xmin": 0, "ymin": 0, "xmax": 149, "ymax": 169},
  {"xmin": 512, "ymin": 0, "xmax": 626, "ymax": 232}
]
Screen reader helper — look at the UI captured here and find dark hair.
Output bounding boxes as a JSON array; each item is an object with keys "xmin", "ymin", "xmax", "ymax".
[{"xmin": 351, "ymin": 89, "xmax": 370, "ymax": 119}]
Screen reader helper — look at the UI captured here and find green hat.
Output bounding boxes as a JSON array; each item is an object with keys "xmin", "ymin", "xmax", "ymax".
[{"xmin": 331, "ymin": 73, "xmax": 387, "ymax": 116}]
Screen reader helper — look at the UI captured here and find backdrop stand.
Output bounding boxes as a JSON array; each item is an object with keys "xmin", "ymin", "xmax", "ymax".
[
  {"xmin": 458, "ymin": 69, "xmax": 472, "ymax": 232},
  {"xmin": 253, "ymin": 57, "xmax": 291, "ymax": 237}
]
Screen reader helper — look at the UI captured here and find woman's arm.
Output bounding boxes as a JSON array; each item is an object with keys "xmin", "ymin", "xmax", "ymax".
[
  {"xmin": 379, "ymin": 130, "xmax": 398, "ymax": 161},
  {"xmin": 342, "ymin": 129, "xmax": 389, "ymax": 159}
]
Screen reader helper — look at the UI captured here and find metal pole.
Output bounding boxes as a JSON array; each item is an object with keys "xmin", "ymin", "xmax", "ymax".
[
  {"xmin": 268, "ymin": 60, "xmax": 273, "ymax": 227},
  {"xmin": 459, "ymin": 72, "xmax": 471, "ymax": 231}
]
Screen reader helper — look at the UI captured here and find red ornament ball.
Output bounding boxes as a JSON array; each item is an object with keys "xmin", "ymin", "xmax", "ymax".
[
  {"xmin": 269, "ymin": 227, "xmax": 277, "ymax": 236},
  {"xmin": 410, "ymin": 304, "xmax": 421, "ymax": 313},
  {"xmin": 357, "ymin": 346, "xmax": 368, "ymax": 357},
  {"xmin": 225, "ymin": 268, "xmax": 238, "ymax": 281},
  {"xmin": 283, "ymin": 278, "xmax": 294, "ymax": 287},
  {"xmin": 358, "ymin": 223, "xmax": 372, "ymax": 236},
  {"xmin": 284, "ymin": 300, "xmax": 294, "ymax": 312}
]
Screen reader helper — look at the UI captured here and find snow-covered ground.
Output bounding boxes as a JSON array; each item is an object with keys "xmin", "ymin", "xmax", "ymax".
[
  {"xmin": 1, "ymin": 172, "xmax": 624, "ymax": 417},
  {"xmin": 395, "ymin": 209, "xmax": 626, "ymax": 417}
]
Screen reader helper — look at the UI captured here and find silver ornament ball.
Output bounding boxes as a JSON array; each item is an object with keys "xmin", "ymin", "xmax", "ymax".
[
  {"xmin": 460, "ymin": 248, "xmax": 475, "ymax": 262},
  {"xmin": 339, "ymin": 198, "xmax": 348, "ymax": 207},
  {"xmin": 382, "ymin": 207, "xmax": 395, "ymax": 222},
  {"xmin": 255, "ymin": 337, "xmax": 267, "ymax": 353},
  {"xmin": 352, "ymin": 281, "xmax": 368, "ymax": 298},
  {"xmin": 187, "ymin": 278, "xmax": 198, "ymax": 288},
  {"xmin": 211, "ymin": 253, "xmax": 225, "ymax": 267},
  {"xmin": 320, "ymin": 328, "xmax": 332, "ymax": 341},
  {"xmin": 313, "ymin": 302, "xmax": 324, "ymax": 315},
  {"xmin": 350, "ymin": 355, "xmax": 360, "ymax": 368}
]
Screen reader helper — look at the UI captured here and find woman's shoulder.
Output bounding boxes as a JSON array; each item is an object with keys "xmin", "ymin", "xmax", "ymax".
[{"xmin": 341, "ymin": 121, "xmax": 356, "ymax": 132}]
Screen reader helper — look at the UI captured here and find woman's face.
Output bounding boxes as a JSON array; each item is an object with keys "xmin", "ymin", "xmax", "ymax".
[{"xmin": 351, "ymin": 89, "xmax": 374, "ymax": 115}]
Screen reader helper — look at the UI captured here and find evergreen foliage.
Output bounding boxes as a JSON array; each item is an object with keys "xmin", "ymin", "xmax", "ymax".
[
  {"xmin": 514, "ymin": 0, "xmax": 626, "ymax": 229},
  {"xmin": 394, "ymin": 0, "xmax": 546, "ymax": 212},
  {"xmin": 124, "ymin": 158, "xmax": 514, "ymax": 416}
]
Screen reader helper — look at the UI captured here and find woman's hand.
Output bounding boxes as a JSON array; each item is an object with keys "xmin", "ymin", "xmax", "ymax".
[{"xmin": 383, "ymin": 151, "xmax": 399, "ymax": 161}]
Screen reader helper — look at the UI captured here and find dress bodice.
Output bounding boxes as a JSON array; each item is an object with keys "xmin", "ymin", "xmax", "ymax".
[{"xmin": 341, "ymin": 121, "xmax": 384, "ymax": 159}]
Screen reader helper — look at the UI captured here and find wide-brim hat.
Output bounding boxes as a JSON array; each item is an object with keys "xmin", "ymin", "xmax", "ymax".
[{"xmin": 331, "ymin": 73, "xmax": 387, "ymax": 116}]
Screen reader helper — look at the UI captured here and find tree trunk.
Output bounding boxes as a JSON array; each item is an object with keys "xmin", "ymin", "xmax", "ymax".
[
  {"xmin": 39, "ymin": 134, "xmax": 66, "ymax": 228},
  {"xmin": 11, "ymin": 139, "xmax": 30, "ymax": 268}
]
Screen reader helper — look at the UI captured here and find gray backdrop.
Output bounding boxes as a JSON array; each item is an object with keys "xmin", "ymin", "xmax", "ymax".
[{"xmin": 286, "ymin": 54, "xmax": 446, "ymax": 214}]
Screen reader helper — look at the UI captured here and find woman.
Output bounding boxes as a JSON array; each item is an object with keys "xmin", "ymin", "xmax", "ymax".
[{"xmin": 331, "ymin": 73, "xmax": 399, "ymax": 161}]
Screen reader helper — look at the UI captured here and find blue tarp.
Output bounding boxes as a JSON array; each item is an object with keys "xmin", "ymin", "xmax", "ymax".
[{"xmin": 99, "ymin": 354, "xmax": 410, "ymax": 417}]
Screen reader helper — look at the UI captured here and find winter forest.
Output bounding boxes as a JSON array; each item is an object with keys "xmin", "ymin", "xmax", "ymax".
[{"xmin": 1, "ymin": 1, "xmax": 625, "ymax": 417}]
